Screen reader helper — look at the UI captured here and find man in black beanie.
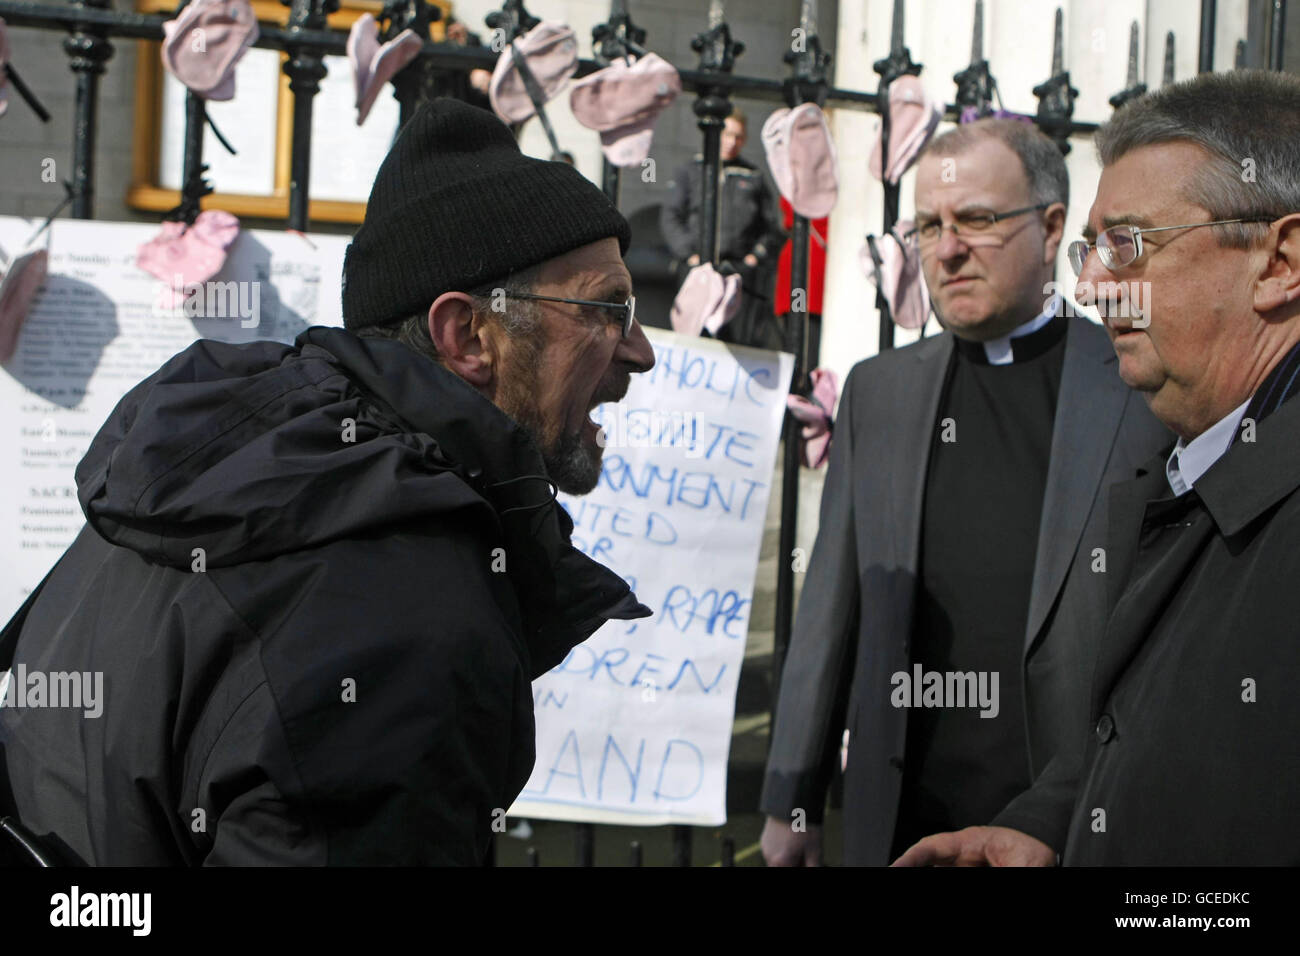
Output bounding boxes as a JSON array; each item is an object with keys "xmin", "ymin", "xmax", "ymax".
[{"xmin": 0, "ymin": 99, "xmax": 655, "ymax": 865}]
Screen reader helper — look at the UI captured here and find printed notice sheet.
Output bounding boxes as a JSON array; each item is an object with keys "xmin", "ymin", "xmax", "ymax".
[{"xmin": 0, "ymin": 215, "xmax": 348, "ymax": 619}]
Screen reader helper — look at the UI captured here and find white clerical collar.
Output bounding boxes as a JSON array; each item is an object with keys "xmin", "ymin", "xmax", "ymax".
[
  {"xmin": 981, "ymin": 294, "xmax": 1061, "ymax": 366},
  {"xmin": 1165, "ymin": 396, "xmax": 1252, "ymax": 496}
]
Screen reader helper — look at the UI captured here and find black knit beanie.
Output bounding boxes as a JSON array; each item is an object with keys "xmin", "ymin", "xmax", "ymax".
[{"xmin": 342, "ymin": 98, "xmax": 631, "ymax": 331}]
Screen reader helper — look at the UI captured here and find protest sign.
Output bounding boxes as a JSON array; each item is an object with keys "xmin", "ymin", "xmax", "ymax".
[{"xmin": 512, "ymin": 330, "xmax": 794, "ymax": 826}]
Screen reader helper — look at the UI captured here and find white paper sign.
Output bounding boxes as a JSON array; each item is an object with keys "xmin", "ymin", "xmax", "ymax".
[
  {"xmin": 511, "ymin": 330, "xmax": 794, "ymax": 826},
  {"xmin": 0, "ymin": 216, "xmax": 348, "ymax": 620}
]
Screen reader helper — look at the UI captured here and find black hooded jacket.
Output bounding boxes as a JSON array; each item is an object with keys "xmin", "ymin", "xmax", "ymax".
[{"xmin": 0, "ymin": 326, "xmax": 650, "ymax": 865}]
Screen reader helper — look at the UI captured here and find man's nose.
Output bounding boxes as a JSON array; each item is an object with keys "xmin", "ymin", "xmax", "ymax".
[
  {"xmin": 619, "ymin": 320, "xmax": 656, "ymax": 372},
  {"xmin": 1074, "ymin": 244, "xmax": 1107, "ymax": 310},
  {"xmin": 934, "ymin": 226, "xmax": 968, "ymax": 264}
]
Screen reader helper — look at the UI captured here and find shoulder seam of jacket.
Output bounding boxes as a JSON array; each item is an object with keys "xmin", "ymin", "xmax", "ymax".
[{"xmin": 127, "ymin": 360, "xmax": 339, "ymax": 522}]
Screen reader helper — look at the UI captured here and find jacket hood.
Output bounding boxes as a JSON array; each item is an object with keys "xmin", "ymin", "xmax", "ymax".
[{"xmin": 76, "ymin": 326, "xmax": 650, "ymax": 666}]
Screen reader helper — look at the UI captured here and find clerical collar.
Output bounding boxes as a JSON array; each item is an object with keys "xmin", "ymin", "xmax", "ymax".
[{"xmin": 953, "ymin": 295, "xmax": 1065, "ymax": 366}]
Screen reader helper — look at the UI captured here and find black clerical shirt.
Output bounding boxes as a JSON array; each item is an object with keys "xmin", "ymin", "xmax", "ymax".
[{"xmin": 891, "ymin": 313, "xmax": 1069, "ymax": 858}]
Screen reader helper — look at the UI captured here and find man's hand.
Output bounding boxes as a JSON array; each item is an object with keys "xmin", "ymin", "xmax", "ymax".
[
  {"xmin": 686, "ymin": 254, "xmax": 701, "ymax": 267},
  {"xmin": 761, "ymin": 816, "xmax": 823, "ymax": 867},
  {"xmin": 890, "ymin": 826, "xmax": 1056, "ymax": 867},
  {"xmin": 743, "ymin": 253, "xmax": 759, "ymax": 267}
]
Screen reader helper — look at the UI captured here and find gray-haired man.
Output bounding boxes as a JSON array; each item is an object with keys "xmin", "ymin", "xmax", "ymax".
[{"xmin": 901, "ymin": 70, "xmax": 1300, "ymax": 866}]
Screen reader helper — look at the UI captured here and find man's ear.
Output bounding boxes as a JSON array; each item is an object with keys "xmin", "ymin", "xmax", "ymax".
[
  {"xmin": 428, "ymin": 292, "xmax": 495, "ymax": 388},
  {"xmin": 1254, "ymin": 214, "xmax": 1300, "ymax": 314},
  {"xmin": 1041, "ymin": 202, "xmax": 1067, "ymax": 266}
]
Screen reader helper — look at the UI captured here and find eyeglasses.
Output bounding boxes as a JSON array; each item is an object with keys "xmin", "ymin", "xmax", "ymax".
[
  {"xmin": 1067, "ymin": 217, "xmax": 1280, "ymax": 276},
  {"xmin": 496, "ymin": 291, "xmax": 637, "ymax": 338},
  {"xmin": 904, "ymin": 203, "xmax": 1051, "ymax": 248}
]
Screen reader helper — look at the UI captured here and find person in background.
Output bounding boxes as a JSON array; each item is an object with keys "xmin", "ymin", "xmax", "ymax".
[
  {"xmin": 661, "ymin": 106, "xmax": 785, "ymax": 350},
  {"xmin": 438, "ymin": 15, "xmax": 493, "ymax": 114}
]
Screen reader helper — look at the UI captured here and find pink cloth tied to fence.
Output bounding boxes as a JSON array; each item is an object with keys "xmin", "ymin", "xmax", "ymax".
[
  {"xmin": 136, "ymin": 210, "xmax": 241, "ymax": 308},
  {"xmin": 762, "ymin": 102, "xmax": 838, "ymax": 219},
  {"xmin": 860, "ymin": 222, "xmax": 931, "ymax": 331},
  {"xmin": 347, "ymin": 13, "xmax": 423, "ymax": 126},
  {"xmin": 161, "ymin": 0, "xmax": 260, "ymax": 101},
  {"xmin": 786, "ymin": 367, "xmax": 839, "ymax": 469},
  {"xmin": 569, "ymin": 53, "xmax": 680, "ymax": 167},
  {"xmin": 489, "ymin": 21, "xmax": 579, "ymax": 124},
  {"xmin": 670, "ymin": 262, "xmax": 741, "ymax": 337},
  {"xmin": 0, "ymin": 241, "xmax": 49, "ymax": 363},
  {"xmin": 868, "ymin": 75, "xmax": 941, "ymax": 185}
]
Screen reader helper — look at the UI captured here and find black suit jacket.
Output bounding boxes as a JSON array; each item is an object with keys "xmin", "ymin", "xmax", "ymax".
[
  {"xmin": 760, "ymin": 316, "xmax": 1172, "ymax": 864},
  {"xmin": 1063, "ymin": 388, "xmax": 1300, "ymax": 865}
]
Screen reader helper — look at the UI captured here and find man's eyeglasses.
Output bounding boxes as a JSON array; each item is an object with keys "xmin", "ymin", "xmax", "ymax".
[
  {"xmin": 496, "ymin": 291, "xmax": 637, "ymax": 338},
  {"xmin": 904, "ymin": 203, "xmax": 1052, "ymax": 248},
  {"xmin": 1067, "ymin": 217, "xmax": 1279, "ymax": 277}
]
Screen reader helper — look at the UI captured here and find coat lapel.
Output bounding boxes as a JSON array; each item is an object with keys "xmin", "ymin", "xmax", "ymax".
[
  {"xmin": 1087, "ymin": 460, "xmax": 1189, "ymax": 716},
  {"xmin": 891, "ymin": 333, "xmax": 954, "ymax": 575},
  {"xmin": 1023, "ymin": 317, "xmax": 1129, "ymax": 652}
]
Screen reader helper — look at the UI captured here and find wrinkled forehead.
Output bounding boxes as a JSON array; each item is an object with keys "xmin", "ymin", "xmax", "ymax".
[
  {"xmin": 915, "ymin": 139, "xmax": 1031, "ymax": 212},
  {"xmin": 538, "ymin": 238, "xmax": 631, "ymax": 294},
  {"xmin": 1088, "ymin": 142, "xmax": 1210, "ymax": 232}
]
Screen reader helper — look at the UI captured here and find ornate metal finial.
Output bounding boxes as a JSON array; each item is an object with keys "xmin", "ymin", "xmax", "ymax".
[
  {"xmin": 1108, "ymin": 20, "xmax": 1148, "ymax": 110},
  {"xmin": 953, "ymin": 0, "xmax": 996, "ymax": 114},
  {"xmin": 692, "ymin": 0, "xmax": 744, "ymax": 72},
  {"xmin": 1162, "ymin": 31, "xmax": 1176, "ymax": 85},
  {"xmin": 592, "ymin": 0, "xmax": 647, "ymax": 65},
  {"xmin": 485, "ymin": 0, "xmax": 540, "ymax": 42},
  {"xmin": 1031, "ymin": 7, "xmax": 1078, "ymax": 155},
  {"xmin": 784, "ymin": 0, "xmax": 832, "ymax": 106},
  {"xmin": 690, "ymin": 3, "xmax": 743, "ymax": 267},
  {"xmin": 378, "ymin": 0, "xmax": 437, "ymax": 124},
  {"xmin": 873, "ymin": 0, "xmax": 921, "ymax": 85},
  {"xmin": 380, "ymin": 0, "xmax": 438, "ymax": 42}
]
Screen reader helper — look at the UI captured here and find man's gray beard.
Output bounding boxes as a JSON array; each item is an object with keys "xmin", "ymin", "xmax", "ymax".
[
  {"xmin": 495, "ymin": 349, "xmax": 603, "ymax": 496},
  {"xmin": 541, "ymin": 427, "xmax": 602, "ymax": 495}
]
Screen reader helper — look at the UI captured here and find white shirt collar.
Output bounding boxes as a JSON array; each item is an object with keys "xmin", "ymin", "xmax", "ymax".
[
  {"xmin": 981, "ymin": 294, "xmax": 1061, "ymax": 366},
  {"xmin": 1165, "ymin": 397, "xmax": 1252, "ymax": 496}
]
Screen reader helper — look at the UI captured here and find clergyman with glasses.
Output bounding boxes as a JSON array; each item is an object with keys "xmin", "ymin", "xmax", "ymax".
[
  {"xmin": 907, "ymin": 70, "xmax": 1300, "ymax": 866},
  {"xmin": 762, "ymin": 117, "xmax": 1170, "ymax": 867},
  {"xmin": 0, "ymin": 99, "xmax": 655, "ymax": 864}
]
